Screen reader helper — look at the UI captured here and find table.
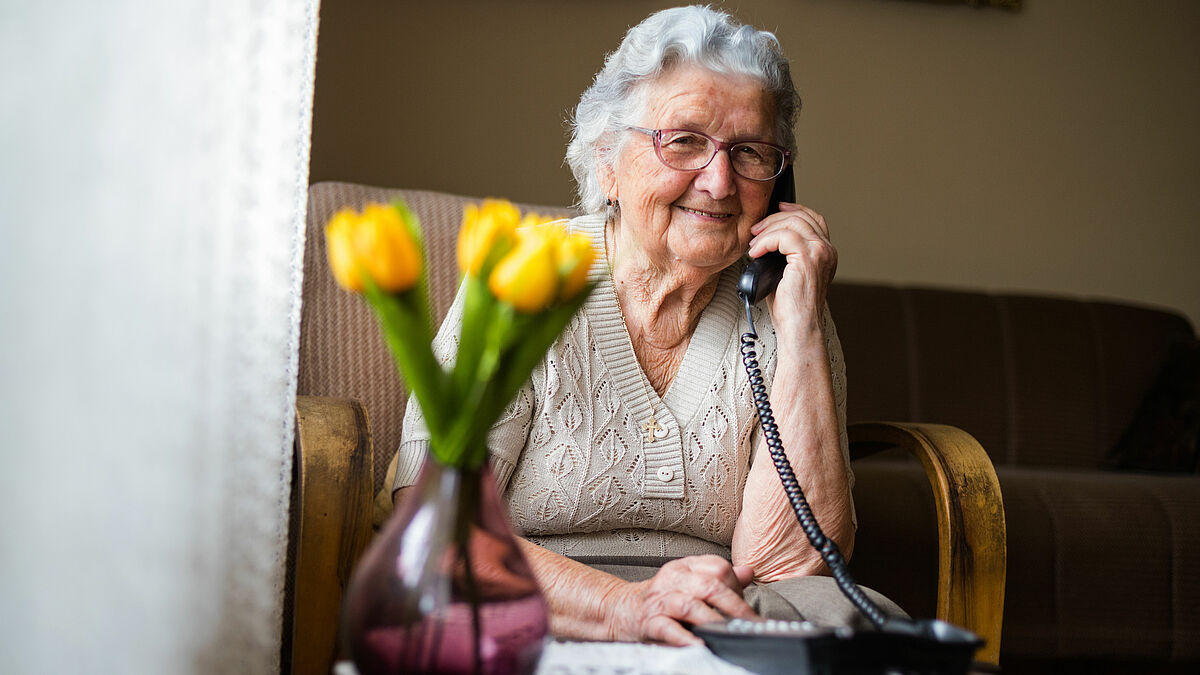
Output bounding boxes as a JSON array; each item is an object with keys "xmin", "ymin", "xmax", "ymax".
[
  {"xmin": 335, "ymin": 640, "xmax": 993, "ymax": 674},
  {"xmin": 334, "ymin": 640, "xmax": 754, "ymax": 675}
]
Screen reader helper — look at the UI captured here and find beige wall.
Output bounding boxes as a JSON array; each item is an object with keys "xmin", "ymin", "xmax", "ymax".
[{"xmin": 310, "ymin": 0, "xmax": 1200, "ymax": 327}]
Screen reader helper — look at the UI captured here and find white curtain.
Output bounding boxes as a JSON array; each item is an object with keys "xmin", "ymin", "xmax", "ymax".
[{"xmin": 0, "ymin": 1, "xmax": 320, "ymax": 672}]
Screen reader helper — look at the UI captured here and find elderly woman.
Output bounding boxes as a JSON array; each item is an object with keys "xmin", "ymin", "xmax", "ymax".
[{"xmin": 394, "ymin": 5, "xmax": 903, "ymax": 646}]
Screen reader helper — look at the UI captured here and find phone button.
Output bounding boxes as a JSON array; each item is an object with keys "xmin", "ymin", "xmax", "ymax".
[{"xmin": 656, "ymin": 467, "xmax": 675, "ymax": 482}]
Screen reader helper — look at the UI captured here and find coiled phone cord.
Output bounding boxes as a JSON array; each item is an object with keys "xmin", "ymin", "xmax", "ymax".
[{"xmin": 739, "ymin": 299, "xmax": 891, "ymax": 631}]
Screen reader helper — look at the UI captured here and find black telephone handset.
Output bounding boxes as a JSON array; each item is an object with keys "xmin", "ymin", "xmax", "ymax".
[
  {"xmin": 703, "ymin": 166, "xmax": 984, "ymax": 674},
  {"xmin": 736, "ymin": 166, "xmax": 793, "ymax": 303}
]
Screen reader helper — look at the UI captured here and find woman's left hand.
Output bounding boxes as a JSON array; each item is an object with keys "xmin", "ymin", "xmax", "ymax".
[{"xmin": 746, "ymin": 202, "xmax": 837, "ymax": 327}]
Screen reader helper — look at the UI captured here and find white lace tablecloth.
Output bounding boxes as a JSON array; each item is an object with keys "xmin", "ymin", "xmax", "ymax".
[{"xmin": 334, "ymin": 640, "xmax": 753, "ymax": 675}]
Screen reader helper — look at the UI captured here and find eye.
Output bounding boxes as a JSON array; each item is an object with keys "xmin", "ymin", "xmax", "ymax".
[
  {"xmin": 733, "ymin": 143, "xmax": 771, "ymax": 164},
  {"xmin": 660, "ymin": 131, "xmax": 706, "ymax": 148}
]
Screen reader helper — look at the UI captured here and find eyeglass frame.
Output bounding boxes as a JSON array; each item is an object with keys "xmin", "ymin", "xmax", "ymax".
[{"xmin": 625, "ymin": 126, "xmax": 792, "ymax": 182}]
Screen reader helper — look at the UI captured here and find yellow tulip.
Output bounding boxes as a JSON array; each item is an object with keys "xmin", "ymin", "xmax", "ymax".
[
  {"xmin": 325, "ymin": 203, "xmax": 423, "ymax": 294},
  {"xmin": 325, "ymin": 208, "xmax": 365, "ymax": 292},
  {"xmin": 458, "ymin": 199, "xmax": 521, "ymax": 276},
  {"xmin": 489, "ymin": 224, "xmax": 560, "ymax": 313},
  {"xmin": 519, "ymin": 211, "xmax": 549, "ymax": 229},
  {"xmin": 557, "ymin": 231, "xmax": 596, "ymax": 302},
  {"xmin": 358, "ymin": 203, "xmax": 423, "ymax": 293}
]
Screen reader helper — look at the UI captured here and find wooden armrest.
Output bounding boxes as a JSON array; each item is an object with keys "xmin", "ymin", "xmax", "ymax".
[
  {"xmin": 290, "ymin": 395, "xmax": 375, "ymax": 675},
  {"xmin": 849, "ymin": 421, "xmax": 1006, "ymax": 666}
]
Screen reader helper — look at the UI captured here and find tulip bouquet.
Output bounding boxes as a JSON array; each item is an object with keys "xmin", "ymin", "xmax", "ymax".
[
  {"xmin": 329, "ymin": 199, "xmax": 592, "ymax": 674},
  {"xmin": 324, "ymin": 198, "xmax": 595, "ymax": 470}
]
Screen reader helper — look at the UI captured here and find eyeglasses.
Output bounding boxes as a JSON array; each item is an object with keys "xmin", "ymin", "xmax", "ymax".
[{"xmin": 627, "ymin": 126, "xmax": 791, "ymax": 182}]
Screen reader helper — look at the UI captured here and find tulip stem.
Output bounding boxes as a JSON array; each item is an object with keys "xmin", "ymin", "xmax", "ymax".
[{"xmin": 365, "ymin": 279, "xmax": 446, "ymax": 434}]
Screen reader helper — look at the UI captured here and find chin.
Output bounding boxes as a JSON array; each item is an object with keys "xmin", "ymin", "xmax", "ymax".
[{"xmin": 677, "ymin": 246, "xmax": 744, "ymax": 272}]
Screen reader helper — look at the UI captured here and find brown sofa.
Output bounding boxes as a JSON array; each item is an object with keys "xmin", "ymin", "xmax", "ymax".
[{"xmin": 834, "ymin": 283, "xmax": 1200, "ymax": 673}]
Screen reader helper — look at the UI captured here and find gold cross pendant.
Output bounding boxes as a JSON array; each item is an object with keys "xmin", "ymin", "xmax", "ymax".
[{"xmin": 642, "ymin": 415, "xmax": 666, "ymax": 443}]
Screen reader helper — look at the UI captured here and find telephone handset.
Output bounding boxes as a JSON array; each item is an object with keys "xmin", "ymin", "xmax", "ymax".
[
  {"xmin": 736, "ymin": 165, "xmax": 793, "ymax": 303},
  {"xmin": 695, "ymin": 166, "xmax": 984, "ymax": 674}
]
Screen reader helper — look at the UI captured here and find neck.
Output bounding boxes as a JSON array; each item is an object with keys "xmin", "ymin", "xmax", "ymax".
[{"xmin": 607, "ymin": 220, "xmax": 721, "ymax": 352}]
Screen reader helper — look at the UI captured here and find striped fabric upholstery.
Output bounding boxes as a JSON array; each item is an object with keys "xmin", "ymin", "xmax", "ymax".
[
  {"xmin": 830, "ymin": 283, "xmax": 1200, "ymax": 663},
  {"xmin": 829, "ymin": 283, "xmax": 1195, "ymax": 470},
  {"xmin": 299, "ymin": 182, "xmax": 574, "ymax": 493}
]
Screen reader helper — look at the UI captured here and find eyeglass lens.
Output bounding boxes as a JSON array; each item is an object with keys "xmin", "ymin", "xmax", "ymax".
[{"xmin": 655, "ymin": 130, "xmax": 786, "ymax": 181}]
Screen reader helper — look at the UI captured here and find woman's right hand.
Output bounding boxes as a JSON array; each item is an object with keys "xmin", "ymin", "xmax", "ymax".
[{"xmin": 603, "ymin": 555, "xmax": 759, "ymax": 646}]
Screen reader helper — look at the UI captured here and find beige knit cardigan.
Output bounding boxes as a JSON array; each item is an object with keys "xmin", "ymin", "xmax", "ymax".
[{"xmin": 395, "ymin": 214, "xmax": 853, "ymax": 559}]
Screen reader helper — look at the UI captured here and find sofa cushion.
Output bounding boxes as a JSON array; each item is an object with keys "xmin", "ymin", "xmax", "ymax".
[
  {"xmin": 1106, "ymin": 338, "xmax": 1200, "ymax": 473},
  {"xmin": 829, "ymin": 283, "xmax": 1196, "ymax": 471},
  {"xmin": 851, "ymin": 461, "xmax": 1200, "ymax": 661}
]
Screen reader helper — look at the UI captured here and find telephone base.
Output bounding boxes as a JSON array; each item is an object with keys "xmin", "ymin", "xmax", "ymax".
[{"xmin": 691, "ymin": 618, "xmax": 983, "ymax": 675}]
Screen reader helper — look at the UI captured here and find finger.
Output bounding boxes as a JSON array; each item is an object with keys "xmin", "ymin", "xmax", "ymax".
[
  {"xmin": 644, "ymin": 614, "xmax": 704, "ymax": 647},
  {"xmin": 666, "ymin": 557, "xmax": 742, "ymax": 602},
  {"xmin": 732, "ymin": 565, "xmax": 755, "ymax": 589},
  {"xmin": 748, "ymin": 226, "xmax": 824, "ymax": 260},
  {"xmin": 765, "ymin": 206, "xmax": 829, "ymax": 245},
  {"xmin": 665, "ymin": 592, "xmax": 729, "ymax": 626},
  {"xmin": 692, "ymin": 556, "xmax": 752, "ymax": 594},
  {"xmin": 654, "ymin": 558, "xmax": 756, "ymax": 618},
  {"xmin": 751, "ymin": 213, "xmax": 828, "ymax": 252},
  {"xmin": 698, "ymin": 583, "xmax": 758, "ymax": 619},
  {"xmin": 751, "ymin": 208, "xmax": 809, "ymax": 235},
  {"xmin": 670, "ymin": 571, "xmax": 756, "ymax": 619},
  {"xmin": 680, "ymin": 554, "xmax": 740, "ymax": 581},
  {"xmin": 778, "ymin": 202, "xmax": 829, "ymax": 239}
]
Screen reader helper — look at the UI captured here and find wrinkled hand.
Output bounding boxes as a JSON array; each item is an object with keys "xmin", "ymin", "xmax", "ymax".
[
  {"xmin": 452, "ymin": 528, "xmax": 540, "ymax": 599},
  {"xmin": 747, "ymin": 202, "xmax": 837, "ymax": 327},
  {"xmin": 604, "ymin": 555, "xmax": 758, "ymax": 646}
]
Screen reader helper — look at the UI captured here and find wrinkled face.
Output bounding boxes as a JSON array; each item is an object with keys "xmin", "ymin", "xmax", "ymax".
[{"xmin": 601, "ymin": 64, "xmax": 778, "ymax": 273}]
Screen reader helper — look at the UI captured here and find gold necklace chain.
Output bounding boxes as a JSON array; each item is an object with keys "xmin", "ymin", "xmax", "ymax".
[{"xmin": 605, "ymin": 222, "xmax": 669, "ymax": 444}]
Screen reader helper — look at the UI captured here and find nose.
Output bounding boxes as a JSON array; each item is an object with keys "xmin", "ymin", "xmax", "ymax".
[{"xmin": 692, "ymin": 148, "xmax": 737, "ymax": 200}]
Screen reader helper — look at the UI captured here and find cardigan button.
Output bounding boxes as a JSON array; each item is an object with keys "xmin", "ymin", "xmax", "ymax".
[{"xmin": 656, "ymin": 467, "xmax": 674, "ymax": 482}]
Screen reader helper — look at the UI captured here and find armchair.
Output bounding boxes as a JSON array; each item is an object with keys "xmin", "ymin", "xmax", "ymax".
[{"xmin": 285, "ymin": 182, "xmax": 1007, "ymax": 674}]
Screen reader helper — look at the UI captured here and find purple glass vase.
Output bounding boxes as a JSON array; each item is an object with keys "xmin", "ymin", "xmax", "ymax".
[{"xmin": 341, "ymin": 457, "xmax": 549, "ymax": 675}]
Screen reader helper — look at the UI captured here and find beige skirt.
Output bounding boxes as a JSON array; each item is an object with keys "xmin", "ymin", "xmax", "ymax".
[{"xmin": 573, "ymin": 556, "xmax": 908, "ymax": 630}]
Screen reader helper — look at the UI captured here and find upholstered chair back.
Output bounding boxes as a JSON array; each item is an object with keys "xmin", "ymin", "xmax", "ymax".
[{"xmin": 299, "ymin": 182, "xmax": 575, "ymax": 493}]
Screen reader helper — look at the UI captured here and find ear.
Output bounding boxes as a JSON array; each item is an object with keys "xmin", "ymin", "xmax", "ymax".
[{"xmin": 598, "ymin": 157, "xmax": 618, "ymax": 203}]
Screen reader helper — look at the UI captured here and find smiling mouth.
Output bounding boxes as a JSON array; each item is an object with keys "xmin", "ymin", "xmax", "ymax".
[{"xmin": 678, "ymin": 206, "xmax": 732, "ymax": 219}]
